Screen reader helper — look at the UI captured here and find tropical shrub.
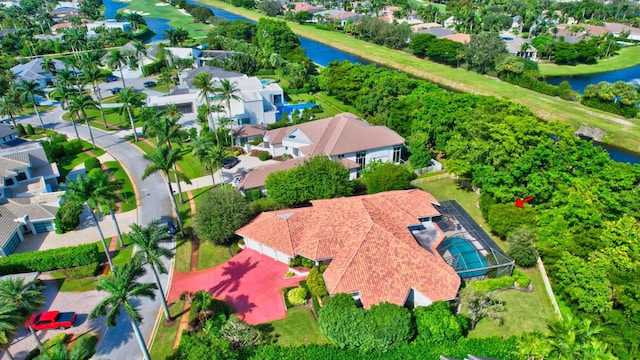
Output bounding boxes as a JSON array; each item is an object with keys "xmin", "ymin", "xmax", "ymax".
[
  {"xmin": 360, "ymin": 162, "xmax": 413, "ymax": 194},
  {"xmin": 0, "ymin": 243, "xmax": 100, "ymax": 275},
  {"xmin": 507, "ymin": 227, "xmax": 539, "ymax": 267},
  {"xmin": 63, "ymin": 139, "xmax": 84, "ymax": 156},
  {"xmin": 469, "ymin": 276, "xmax": 515, "ymax": 293},
  {"xmin": 195, "ymin": 188, "xmax": 252, "ymax": 245},
  {"xmin": 16, "ymin": 123, "xmax": 26, "ymax": 136},
  {"xmin": 55, "ymin": 201, "xmax": 83, "ymax": 234},
  {"xmin": 26, "ymin": 123, "xmax": 35, "ymax": 135},
  {"xmin": 414, "ymin": 301, "xmax": 466, "ymax": 343},
  {"xmin": 513, "ymin": 268, "xmax": 531, "ymax": 288},
  {"xmin": 84, "ymin": 157, "xmax": 101, "ymax": 173},
  {"xmin": 307, "ymin": 265, "xmax": 329, "ymax": 297},
  {"xmin": 257, "ymin": 151, "xmax": 271, "ymax": 161},
  {"xmin": 287, "ymin": 287, "xmax": 308, "ymax": 306}
]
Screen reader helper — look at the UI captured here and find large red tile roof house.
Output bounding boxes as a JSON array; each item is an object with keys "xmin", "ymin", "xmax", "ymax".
[{"xmin": 236, "ymin": 190, "xmax": 461, "ymax": 308}]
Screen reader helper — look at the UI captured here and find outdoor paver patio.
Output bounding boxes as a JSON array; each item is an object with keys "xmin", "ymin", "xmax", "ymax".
[{"xmin": 167, "ymin": 249, "xmax": 303, "ymax": 324}]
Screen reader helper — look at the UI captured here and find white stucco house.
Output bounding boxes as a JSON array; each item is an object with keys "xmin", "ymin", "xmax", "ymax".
[
  {"xmin": 146, "ymin": 66, "xmax": 284, "ymax": 126},
  {"xmin": 235, "ymin": 112, "xmax": 404, "ymax": 193},
  {"xmin": 0, "ymin": 140, "xmax": 62, "ymax": 257},
  {"xmin": 86, "ymin": 19, "xmax": 132, "ymax": 35}
]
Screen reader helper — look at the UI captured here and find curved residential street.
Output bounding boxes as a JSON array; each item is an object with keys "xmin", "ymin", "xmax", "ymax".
[{"xmin": 7, "ymin": 106, "xmax": 174, "ymax": 360}]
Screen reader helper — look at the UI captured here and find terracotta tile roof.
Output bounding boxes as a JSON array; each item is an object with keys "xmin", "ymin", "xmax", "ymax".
[
  {"xmin": 605, "ymin": 22, "xmax": 640, "ymax": 35},
  {"xmin": 264, "ymin": 113, "xmax": 404, "ymax": 157},
  {"xmin": 236, "ymin": 190, "xmax": 460, "ymax": 308},
  {"xmin": 234, "ymin": 124, "xmax": 266, "ymax": 139},
  {"xmin": 440, "ymin": 33, "xmax": 471, "ymax": 43}
]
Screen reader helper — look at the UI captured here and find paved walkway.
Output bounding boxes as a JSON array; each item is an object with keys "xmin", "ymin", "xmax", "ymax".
[{"xmin": 167, "ymin": 249, "xmax": 302, "ymax": 325}]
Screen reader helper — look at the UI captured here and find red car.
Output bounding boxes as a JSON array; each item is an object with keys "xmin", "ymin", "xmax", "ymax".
[{"xmin": 25, "ymin": 311, "xmax": 77, "ymax": 331}]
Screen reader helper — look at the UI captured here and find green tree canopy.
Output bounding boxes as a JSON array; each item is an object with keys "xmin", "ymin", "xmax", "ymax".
[{"xmin": 194, "ymin": 188, "xmax": 252, "ymax": 245}]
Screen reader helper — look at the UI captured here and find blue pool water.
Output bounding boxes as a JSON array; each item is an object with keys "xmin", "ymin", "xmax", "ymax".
[
  {"xmin": 276, "ymin": 103, "xmax": 318, "ymax": 121},
  {"xmin": 439, "ymin": 237, "xmax": 488, "ymax": 278}
]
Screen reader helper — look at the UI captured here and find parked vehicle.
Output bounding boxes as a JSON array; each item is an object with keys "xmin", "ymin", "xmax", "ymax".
[
  {"xmin": 167, "ymin": 221, "xmax": 177, "ymax": 235},
  {"xmin": 105, "ymin": 76, "xmax": 119, "ymax": 83},
  {"xmin": 110, "ymin": 87, "xmax": 123, "ymax": 95},
  {"xmin": 143, "ymin": 81, "xmax": 157, "ymax": 88},
  {"xmin": 223, "ymin": 157, "xmax": 240, "ymax": 169},
  {"xmin": 25, "ymin": 311, "xmax": 77, "ymax": 331}
]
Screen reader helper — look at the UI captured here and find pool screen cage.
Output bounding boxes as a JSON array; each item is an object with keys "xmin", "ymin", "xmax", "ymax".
[{"xmin": 435, "ymin": 200, "xmax": 514, "ymax": 280}]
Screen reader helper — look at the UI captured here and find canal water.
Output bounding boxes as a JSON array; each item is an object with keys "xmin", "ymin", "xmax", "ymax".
[
  {"xmin": 546, "ymin": 62, "xmax": 640, "ymax": 94},
  {"xmin": 103, "ymin": 0, "xmax": 640, "ymax": 163}
]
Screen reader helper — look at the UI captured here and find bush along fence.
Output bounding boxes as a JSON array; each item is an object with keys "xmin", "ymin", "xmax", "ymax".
[
  {"xmin": 0, "ymin": 243, "xmax": 100, "ymax": 275},
  {"xmin": 467, "ymin": 268, "xmax": 532, "ymax": 293}
]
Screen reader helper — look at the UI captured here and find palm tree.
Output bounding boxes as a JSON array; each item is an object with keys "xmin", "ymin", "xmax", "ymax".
[
  {"xmin": 117, "ymin": 88, "xmax": 141, "ymax": 142},
  {"xmin": 191, "ymin": 72, "xmax": 219, "ymax": 142},
  {"xmin": 90, "ymin": 258, "xmax": 157, "ymax": 360},
  {"xmin": 55, "ymin": 85, "xmax": 81, "ymax": 139},
  {"xmin": 105, "ymin": 49, "xmax": 128, "ymax": 89},
  {"xmin": 215, "ymin": 79, "xmax": 241, "ymax": 129},
  {"xmin": 142, "ymin": 145, "xmax": 188, "ymax": 235},
  {"xmin": 132, "ymin": 41, "xmax": 147, "ymax": 70},
  {"xmin": 18, "ymin": 80, "xmax": 46, "ymax": 131},
  {"xmin": 190, "ymin": 134, "xmax": 218, "ymax": 185},
  {"xmin": 40, "ymin": 57, "xmax": 56, "ymax": 77},
  {"xmin": 0, "ymin": 96, "xmax": 20, "ymax": 127},
  {"xmin": 88, "ymin": 168, "xmax": 126, "ymax": 248},
  {"xmin": 128, "ymin": 220, "xmax": 174, "ymax": 319},
  {"xmin": 62, "ymin": 175, "xmax": 114, "ymax": 270},
  {"xmin": 81, "ymin": 66, "xmax": 108, "ymax": 128},
  {"xmin": 0, "ymin": 300, "xmax": 19, "ymax": 360},
  {"xmin": 0, "ymin": 278, "xmax": 46, "ymax": 356},
  {"xmin": 547, "ymin": 315, "xmax": 613, "ymax": 359},
  {"xmin": 68, "ymin": 94, "xmax": 98, "ymax": 149}
]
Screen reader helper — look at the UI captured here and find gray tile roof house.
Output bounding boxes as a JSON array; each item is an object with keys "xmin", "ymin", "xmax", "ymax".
[
  {"xmin": 180, "ymin": 66, "xmax": 244, "ymax": 87},
  {"xmin": 11, "ymin": 58, "xmax": 80, "ymax": 88},
  {"xmin": 0, "ymin": 141, "xmax": 62, "ymax": 257},
  {"xmin": 417, "ymin": 27, "xmax": 455, "ymax": 37},
  {"xmin": 0, "ymin": 124, "xmax": 17, "ymax": 145}
]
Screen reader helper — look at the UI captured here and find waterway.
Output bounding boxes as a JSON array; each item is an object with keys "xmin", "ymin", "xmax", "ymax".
[
  {"xmin": 546, "ymin": 63, "xmax": 640, "ymax": 93},
  {"xmin": 103, "ymin": 0, "xmax": 639, "ymax": 163}
]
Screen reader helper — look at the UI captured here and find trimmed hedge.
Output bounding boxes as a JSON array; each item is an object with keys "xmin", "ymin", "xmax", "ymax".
[
  {"xmin": 84, "ymin": 157, "xmax": 101, "ymax": 173},
  {"xmin": 257, "ymin": 151, "xmax": 272, "ymax": 161},
  {"xmin": 513, "ymin": 268, "xmax": 531, "ymax": 288},
  {"xmin": 0, "ymin": 243, "xmax": 100, "ymax": 275},
  {"xmin": 469, "ymin": 276, "xmax": 515, "ymax": 293},
  {"xmin": 142, "ymin": 60, "xmax": 167, "ymax": 76},
  {"xmin": 287, "ymin": 287, "xmax": 308, "ymax": 306}
]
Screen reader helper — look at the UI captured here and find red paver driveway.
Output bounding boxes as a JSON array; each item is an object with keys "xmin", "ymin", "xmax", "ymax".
[{"xmin": 168, "ymin": 249, "xmax": 302, "ymax": 324}]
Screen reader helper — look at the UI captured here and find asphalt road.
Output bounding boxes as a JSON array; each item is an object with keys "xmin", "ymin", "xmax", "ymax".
[{"xmin": 13, "ymin": 106, "xmax": 174, "ymax": 360}]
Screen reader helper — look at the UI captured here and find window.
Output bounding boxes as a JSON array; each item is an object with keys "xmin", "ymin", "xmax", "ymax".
[
  {"xmin": 336, "ymin": 154, "xmax": 344, "ymax": 159},
  {"xmin": 393, "ymin": 146, "xmax": 401, "ymax": 163},
  {"xmin": 356, "ymin": 152, "xmax": 366, "ymax": 168},
  {"xmin": 16, "ymin": 172, "xmax": 27, "ymax": 181}
]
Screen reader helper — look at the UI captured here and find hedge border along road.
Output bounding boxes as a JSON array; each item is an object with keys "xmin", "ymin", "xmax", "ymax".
[{"xmin": 194, "ymin": 0, "xmax": 640, "ymax": 153}]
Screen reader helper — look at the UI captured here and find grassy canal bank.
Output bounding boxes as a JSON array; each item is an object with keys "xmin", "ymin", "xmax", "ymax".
[
  {"xmin": 539, "ymin": 45, "xmax": 640, "ymax": 77},
  {"xmin": 197, "ymin": 0, "xmax": 640, "ymax": 152}
]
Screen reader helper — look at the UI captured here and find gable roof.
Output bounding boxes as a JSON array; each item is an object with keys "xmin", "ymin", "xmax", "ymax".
[
  {"xmin": 11, "ymin": 58, "xmax": 79, "ymax": 82},
  {"xmin": 265, "ymin": 113, "xmax": 404, "ymax": 157},
  {"xmin": 237, "ymin": 190, "xmax": 461, "ymax": 308}
]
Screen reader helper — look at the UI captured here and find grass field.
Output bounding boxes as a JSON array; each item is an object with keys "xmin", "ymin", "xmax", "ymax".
[
  {"xmin": 288, "ymin": 91, "xmax": 361, "ymax": 118},
  {"xmin": 201, "ymin": 0, "xmax": 640, "ymax": 153},
  {"xmin": 268, "ymin": 307, "xmax": 328, "ymax": 346},
  {"xmin": 174, "ymin": 234, "xmax": 192, "ymax": 272},
  {"xmin": 539, "ymin": 45, "xmax": 640, "ymax": 76},
  {"xmin": 57, "ymin": 147, "xmax": 106, "ymax": 181},
  {"xmin": 149, "ymin": 300, "xmax": 185, "ymax": 360},
  {"xmin": 469, "ymin": 267, "xmax": 559, "ymax": 337},
  {"xmin": 103, "ymin": 161, "xmax": 137, "ymax": 212},
  {"xmin": 197, "ymin": 241, "xmax": 231, "ymax": 270},
  {"xmin": 123, "ymin": 0, "xmax": 211, "ymax": 38}
]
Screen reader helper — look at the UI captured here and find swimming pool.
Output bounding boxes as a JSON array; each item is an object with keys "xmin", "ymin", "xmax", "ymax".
[
  {"xmin": 437, "ymin": 237, "xmax": 488, "ymax": 278},
  {"xmin": 276, "ymin": 103, "xmax": 318, "ymax": 121}
]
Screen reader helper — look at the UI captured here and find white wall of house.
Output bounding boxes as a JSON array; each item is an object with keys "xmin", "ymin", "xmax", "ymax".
[
  {"xmin": 406, "ymin": 288, "xmax": 433, "ymax": 308},
  {"xmin": 331, "ymin": 145, "xmax": 401, "ymax": 167},
  {"xmin": 243, "ymin": 237, "xmax": 292, "ymax": 264}
]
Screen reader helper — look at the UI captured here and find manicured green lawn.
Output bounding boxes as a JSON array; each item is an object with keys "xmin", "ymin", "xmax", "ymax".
[
  {"xmin": 197, "ymin": 241, "xmax": 231, "ymax": 270},
  {"xmin": 19, "ymin": 105, "xmax": 56, "ymax": 117},
  {"xmin": 62, "ymin": 106, "xmax": 141, "ymax": 131},
  {"xmin": 288, "ymin": 91, "xmax": 361, "ymax": 118},
  {"xmin": 149, "ymin": 300, "xmax": 185, "ymax": 360},
  {"xmin": 268, "ymin": 307, "xmax": 328, "ymax": 346},
  {"xmin": 416, "ymin": 177, "xmax": 504, "ymax": 251},
  {"xmin": 57, "ymin": 148, "xmax": 106, "ymax": 181},
  {"xmin": 539, "ymin": 45, "xmax": 640, "ymax": 77},
  {"xmin": 124, "ymin": 0, "xmax": 211, "ymax": 38},
  {"xmin": 51, "ymin": 271, "xmax": 97, "ymax": 292},
  {"xmin": 203, "ymin": 0, "xmax": 640, "ymax": 153},
  {"xmin": 134, "ymin": 138, "xmax": 205, "ymax": 180},
  {"xmin": 135, "ymin": 139, "xmax": 156, "ymax": 154},
  {"xmin": 174, "ymin": 234, "xmax": 192, "ymax": 272},
  {"xmin": 177, "ymin": 186, "xmax": 212, "ymax": 229},
  {"xmin": 469, "ymin": 267, "xmax": 559, "ymax": 337},
  {"xmin": 103, "ymin": 161, "xmax": 137, "ymax": 212}
]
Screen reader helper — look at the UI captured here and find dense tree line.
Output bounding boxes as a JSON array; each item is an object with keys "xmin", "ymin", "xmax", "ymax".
[{"xmin": 321, "ymin": 60, "xmax": 640, "ymax": 357}]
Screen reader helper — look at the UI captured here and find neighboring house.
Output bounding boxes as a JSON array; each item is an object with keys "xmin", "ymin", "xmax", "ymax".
[
  {"xmin": 236, "ymin": 190, "xmax": 462, "ymax": 309},
  {"xmin": 412, "ymin": 22, "xmax": 442, "ymax": 32},
  {"xmin": 440, "ymin": 33, "xmax": 471, "ymax": 43},
  {"xmin": 11, "ymin": 58, "xmax": 80, "ymax": 89},
  {"xmin": 234, "ymin": 124, "xmax": 267, "ymax": 146},
  {"xmin": 236, "ymin": 112, "xmax": 404, "ymax": 193},
  {"xmin": 145, "ymin": 44, "xmax": 235, "ymax": 67},
  {"xmin": 0, "ymin": 124, "xmax": 18, "ymax": 145},
  {"xmin": 504, "ymin": 37, "xmax": 537, "ymax": 60},
  {"xmin": 443, "ymin": 16, "xmax": 456, "ymax": 29},
  {"xmin": 51, "ymin": 22, "xmax": 78, "ymax": 34},
  {"xmin": 147, "ymin": 66, "xmax": 284, "ymax": 126},
  {"xmin": 0, "ymin": 141, "xmax": 62, "ymax": 257},
  {"xmin": 605, "ymin": 22, "xmax": 640, "ymax": 41},
  {"xmin": 416, "ymin": 27, "xmax": 454, "ymax": 37},
  {"xmin": 86, "ymin": 19, "xmax": 132, "ymax": 35},
  {"xmin": 315, "ymin": 10, "xmax": 361, "ymax": 27},
  {"xmin": 289, "ymin": 2, "xmax": 323, "ymax": 14}
]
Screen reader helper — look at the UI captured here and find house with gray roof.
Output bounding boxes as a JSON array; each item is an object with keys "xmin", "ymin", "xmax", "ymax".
[
  {"xmin": 11, "ymin": 58, "xmax": 80, "ymax": 88},
  {"xmin": 0, "ymin": 141, "xmax": 62, "ymax": 256},
  {"xmin": 416, "ymin": 27, "xmax": 454, "ymax": 37},
  {"xmin": 0, "ymin": 124, "xmax": 17, "ymax": 145},
  {"xmin": 147, "ymin": 66, "xmax": 284, "ymax": 126}
]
